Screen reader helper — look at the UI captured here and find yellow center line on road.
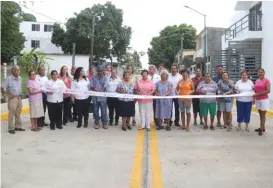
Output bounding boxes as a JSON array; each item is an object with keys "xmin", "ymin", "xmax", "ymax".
[
  {"xmin": 150, "ymin": 122, "xmax": 164, "ymax": 188},
  {"xmin": 129, "ymin": 125, "xmax": 145, "ymax": 188}
]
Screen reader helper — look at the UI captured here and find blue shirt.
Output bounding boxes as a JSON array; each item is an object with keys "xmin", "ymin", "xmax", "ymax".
[
  {"xmin": 212, "ymin": 75, "xmax": 222, "ymax": 84},
  {"xmin": 1, "ymin": 75, "xmax": 22, "ymax": 96},
  {"xmin": 89, "ymin": 75, "xmax": 108, "ymax": 102}
]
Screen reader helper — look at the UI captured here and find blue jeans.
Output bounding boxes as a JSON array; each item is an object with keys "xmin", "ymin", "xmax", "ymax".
[{"xmin": 93, "ymin": 101, "xmax": 108, "ymax": 125}]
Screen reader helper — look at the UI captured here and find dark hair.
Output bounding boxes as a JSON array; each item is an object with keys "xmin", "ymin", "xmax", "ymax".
[
  {"xmin": 105, "ymin": 64, "xmax": 111, "ymax": 68},
  {"xmin": 258, "ymin": 69, "xmax": 265, "ymax": 73},
  {"xmin": 216, "ymin": 65, "xmax": 223, "ymax": 68},
  {"xmin": 126, "ymin": 65, "xmax": 134, "ymax": 74},
  {"xmin": 28, "ymin": 70, "xmax": 35, "ymax": 77},
  {"xmin": 60, "ymin": 65, "xmax": 69, "ymax": 77},
  {"xmin": 141, "ymin": 69, "xmax": 149, "ymax": 75},
  {"xmin": 180, "ymin": 68, "xmax": 190, "ymax": 75},
  {"xmin": 123, "ymin": 71, "xmax": 130, "ymax": 79},
  {"xmin": 240, "ymin": 70, "xmax": 248, "ymax": 75},
  {"xmin": 51, "ymin": 70, "xmax": 58, "ymax": 75},
  {"xmin": 171, "ymin": 64, "xmax": 178, "ymax": 70},
  {"xmin": 73, "ymin": 67, "xmax": 87, "ymax": 82},
  {"xmin": 158, "ymin": 64, "xmax": 164, "ymax": 68}
]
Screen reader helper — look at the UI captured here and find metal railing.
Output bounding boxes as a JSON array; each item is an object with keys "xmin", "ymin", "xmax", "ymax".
[{"xmin": 225, "ymin": 13, "xmax": 262, "ymax": 41}]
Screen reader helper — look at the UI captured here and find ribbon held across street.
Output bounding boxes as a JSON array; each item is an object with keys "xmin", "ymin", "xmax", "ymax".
[{"xmin": 42, "ymin": 88, "xmax": 254, "ymax": 99}]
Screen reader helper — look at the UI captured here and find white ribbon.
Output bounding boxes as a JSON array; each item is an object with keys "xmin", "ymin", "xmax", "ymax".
[{"xmin": 42, "ymin": 88, "xmax": 254, "ymax": 99}]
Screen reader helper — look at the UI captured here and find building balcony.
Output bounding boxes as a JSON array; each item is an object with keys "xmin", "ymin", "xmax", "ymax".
[{"xmin": 225, "ymin": 12, "xmax": 262, "ymax": 41}]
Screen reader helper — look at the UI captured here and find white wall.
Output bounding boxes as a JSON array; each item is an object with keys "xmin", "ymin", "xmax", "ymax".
[
  {"xmin": 20, "ymin": 21, "xmax": 63, "ymax": 54},
  {"xmin": 261, "ymin": 1, "xmax": 273, "ymax": 100}
]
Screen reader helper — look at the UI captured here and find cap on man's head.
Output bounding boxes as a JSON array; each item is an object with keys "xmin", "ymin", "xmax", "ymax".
[{"xmin": 97, "ymin": 65, "xmax": 104, "ymax": 71}]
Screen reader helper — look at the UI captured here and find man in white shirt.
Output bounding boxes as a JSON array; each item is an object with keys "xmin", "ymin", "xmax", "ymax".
[
  {"xmin": 148, "ymin": 64, "xmax": 160, "ymax": 126},
  {"xmin": 106, "ymin": 69, "xmax": 121, "ymax": 125},
  {"xmin": 168, "ymin": 64, "xmax": 182, "ymax": 126},
  {"xmin": 36, "ymin": 66, "xmax": 49, "ymax": 127}
]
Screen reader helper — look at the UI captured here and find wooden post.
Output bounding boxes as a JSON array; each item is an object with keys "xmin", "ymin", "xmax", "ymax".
[{"xmin": 72, "ymin": 43, "xmax": 76, "ymax": 67}]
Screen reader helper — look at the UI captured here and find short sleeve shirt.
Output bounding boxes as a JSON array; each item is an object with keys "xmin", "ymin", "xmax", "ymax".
[
  {"xmin": 27, "ymin": 80, "xmax": 42, "ymax": 102},
  {"xmin": 255, "ymin": 78, "xmax": 270, "ymax": 100},
  {"xmin": 135, "ymin": 79, "xmax": 155, "ymax": 103}
]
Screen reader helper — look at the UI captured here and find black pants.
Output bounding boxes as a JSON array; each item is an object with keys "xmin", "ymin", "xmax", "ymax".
[
  {"xmin": 170, "ymin": 98, "xmax": 180, "ymax": 125},
  {"xmin": 47, "ymin": 101, "xmax": 63, "ymax": 128},
  {"xmin": 75, "ymin": 98, "xmax": 89, "ymax": 125},
  {"xmin": 63, "ymin": 97, "xmax": 71, "ymax": 124},
  {"xmin": 107, "ymin": 97, "xmax": 119, "ymax": 122},
  {"xmin": 37, "ymin": 93, "xmax": 47, "ymax": 125},
  {"xmin": 192, "ymin": 98, "xmax": 200, "ymax": 113},
  {"xmin": 71, "ymin": 103, "xmax": 78, "ymax": 119}
]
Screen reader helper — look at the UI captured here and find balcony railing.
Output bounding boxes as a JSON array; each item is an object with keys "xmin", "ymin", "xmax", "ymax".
[{"xmin": 225, "ymin": 13, "xmax": 262, "ymax": 41}]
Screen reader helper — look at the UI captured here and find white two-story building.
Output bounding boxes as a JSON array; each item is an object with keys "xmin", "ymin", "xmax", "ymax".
[
  {"xmin": 218, "ymin": 1, "xmax": 273, "ymax": 100},
  {"xmin": 20, "ymin": 21, "xmax": 63, "ymax": 54}
]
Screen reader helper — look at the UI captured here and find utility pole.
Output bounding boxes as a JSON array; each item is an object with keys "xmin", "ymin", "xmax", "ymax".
[
  {"xmin": 89, "ymin": 15, "xmax": 95, "ymax": 71},
  {"xmin": 203, "ymin": 15, "xmax": 207, "ymax": 75},
  {"xmin": 72, "ymin": 43, "xmax": 76, "ymax": 67}
]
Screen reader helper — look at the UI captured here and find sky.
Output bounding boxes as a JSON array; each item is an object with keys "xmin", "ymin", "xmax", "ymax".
[{"xmin": 19, "ymin": 0, "xmax": 237, "ymax": 68}]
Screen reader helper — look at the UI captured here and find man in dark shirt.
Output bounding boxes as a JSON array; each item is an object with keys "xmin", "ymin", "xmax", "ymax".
[{"xmin": 212, "ymin": 65, "xmax": 224, "ymax": 127}]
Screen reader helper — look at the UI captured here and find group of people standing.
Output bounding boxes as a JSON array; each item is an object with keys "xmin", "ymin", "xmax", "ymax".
[{"xmin": 1, "ymin": 63, "xmax": 271, "ymax": 136}]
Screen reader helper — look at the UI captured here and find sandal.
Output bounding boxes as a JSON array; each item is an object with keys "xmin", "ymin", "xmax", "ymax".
[
  {"xmin": 122, "ymin": 126, "xmax": 127, "ymax": 131},
  {"xmin": 147, "ymin": 128, "xmax": 151, "ymax": 131},
  {"xmin": 227, "ymin": 126, "xmax": 232, "ymax": 131},
  {"xmin": 245, "ymin": 128, "xmax": 250, "ymax": 132},
  {"xmin": 31, "ymin": 128, "xmax": 40, "ymax": 132},
  {"xmin": 127, "ymin": 125, "xmax": 132, "ymax": 130},
  {"xmin": 178, "ymin": 126, "xmax": 185, "ymax": 130},
  {"xmin": 165, "ymin": 126, "xmax": 171, "ymax": 131},
  {"xmin": 203, "ymin": 126, "xmax": 208, "ymax": 130},
  {"xmin": 210, "ymin": 126, "xmax": 215, "ymax": 131},
  {"xmin": 185, "ymin": 127, "xmax": 190, "ymax": 132},
  {"xmin": 156, "ymin": 126, "xmax": 164, "ymax": 130}
]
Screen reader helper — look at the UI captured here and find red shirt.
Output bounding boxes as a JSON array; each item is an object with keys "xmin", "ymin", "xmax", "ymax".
[
  {"xmin": 255, "ymin": 78, "xmax": 270, "ymax": 100},
  {"xmin": 191, "ymin": 76, "xmax": 205, "ymax": 94}
]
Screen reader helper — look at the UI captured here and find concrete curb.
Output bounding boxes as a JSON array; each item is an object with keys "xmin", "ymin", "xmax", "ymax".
[{"xmin": 0, "ymin": 107, "xmax": 29, "ymax": 120}]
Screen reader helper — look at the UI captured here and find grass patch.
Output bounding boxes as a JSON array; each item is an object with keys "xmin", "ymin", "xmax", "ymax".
[{"xmin": 1, "ymin": 69, "xmax": 29, "ymax": 99}]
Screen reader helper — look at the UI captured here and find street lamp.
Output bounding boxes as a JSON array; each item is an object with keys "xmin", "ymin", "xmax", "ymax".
[
  {"xmin": 89, "ymin": 12, "xmax": 104, "ymax": 70},
  {"xmin": 184, "ymin": 5, "xmax": 207, "ymax": 75}
]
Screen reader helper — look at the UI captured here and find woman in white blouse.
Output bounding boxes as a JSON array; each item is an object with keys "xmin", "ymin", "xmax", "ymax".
[
  {"xmin": 71, "ymin": 67, "xmax": 90, "ymax": 128},
  {"xmin": 45, "ymin": 70, "xmax": 67, "ymax": 130},
  {"xmin": 235, "ymin": 71, "xmax": 254, "ymax": 131}
]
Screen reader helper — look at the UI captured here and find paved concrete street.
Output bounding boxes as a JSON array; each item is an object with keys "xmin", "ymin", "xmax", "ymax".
[{"xmin": 1, "ymin": 107, "xmax": 273, "ymax": 188}]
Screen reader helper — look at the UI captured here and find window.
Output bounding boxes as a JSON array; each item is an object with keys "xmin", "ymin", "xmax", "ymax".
[
  {"xmin": 31, "ymin": 40, "xmax": 40, "ymax": 48},
  {"xmin": 44, "ymin": 24, "xmax": 53, "ymax": 32},
  {"xmin": 32, "ymin": 24, "xmax": 40, "ymax": 31}
]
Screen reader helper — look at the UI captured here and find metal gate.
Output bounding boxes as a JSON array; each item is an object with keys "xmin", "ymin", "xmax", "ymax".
[{"xmin": 211, "ymin": 40, "xmax": 261, "ymax": 82}]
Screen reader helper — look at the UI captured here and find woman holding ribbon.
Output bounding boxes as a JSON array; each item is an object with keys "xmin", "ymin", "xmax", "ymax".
[
  {"xmin": 254, "ymin": 69, "xmax": 271, "ymax": 136},
  {"xmin": 116, "ymin": 71, "xmax": 135, "ymax": 131},
  {"xmin": 235, "ymin": 71, "xmax": 254, "ymax": 132},
  {"xmin": 127, "ymin": 65, "xmax": 137, "ymax": 127},
  {"xmin": 134, "ymin": 69, "xmax": 155, "ymax": 131},
  {"xmin": 59, "ymin": 66, "xmax": 72, "ymax": 126},
  {"xmin": 155, "ymin": 70, "xmax": 173, "ymax": 131},
  {"xmin": 45, "ymin": 70, "xmax": 67, "ymax": 130},
  {"xmin": 71, "ymin": 67, "xmax": 90, "ymax": 128},
  {"xmin": 196, "ymin": 73, "xmax": 218, "ymax": 130},
  {"xmin": 176, "ymin": 69, "xmax": 195, "ymax": 131},
  {"xmin": 27, "ymin": 70, "xmax": 44, "ymax": 131},
  {"xmin": 217, "ymin": 72, "xmax": 235, "ymax": 131}
]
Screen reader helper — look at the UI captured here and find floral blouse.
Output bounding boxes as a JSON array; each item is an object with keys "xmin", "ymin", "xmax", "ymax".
[
  {"xmin": 217, "ymin": 79, "xmax": 235, "ymax": 103},
  {"xmin": 117, "ymin": 81, "xmax": 135, "ymax": 102}
]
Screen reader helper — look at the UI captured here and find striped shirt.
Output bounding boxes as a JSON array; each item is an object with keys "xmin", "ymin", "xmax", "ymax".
[{"xmin": 196, "ymin": 81, "xmax": 218, "ymax": 103}]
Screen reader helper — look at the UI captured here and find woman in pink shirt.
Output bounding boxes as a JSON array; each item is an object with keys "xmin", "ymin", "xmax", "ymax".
[
  {"xmin": 134, "ymin": 69, "xmax": 155, "ymax": 131},
  {"xmin": 59, "ymin": 66, "xmax": 72, "ymax": 125},
  {"xmin": 27, "ymin": 70, "xmax": 44, "ymax": 131},
  {"xmin": 254, "ymin": 69, "xmax": 271, "ymax": 136}
]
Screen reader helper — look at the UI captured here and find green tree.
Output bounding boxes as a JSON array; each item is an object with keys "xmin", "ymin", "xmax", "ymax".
[
  {"xmin": 21, "ymin": 13, "xmax": 36, "ymax": 21},
  {"xmin": 51, "ymin": 1, "xmax": 132, "ymax": 63},
  {"xmin": 147, "ymin": 24, "xmax": 196, "ymax": 68},
  {"xmin": 1, "ymin": 1, "xmax": 25, "ymax": 63}
]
